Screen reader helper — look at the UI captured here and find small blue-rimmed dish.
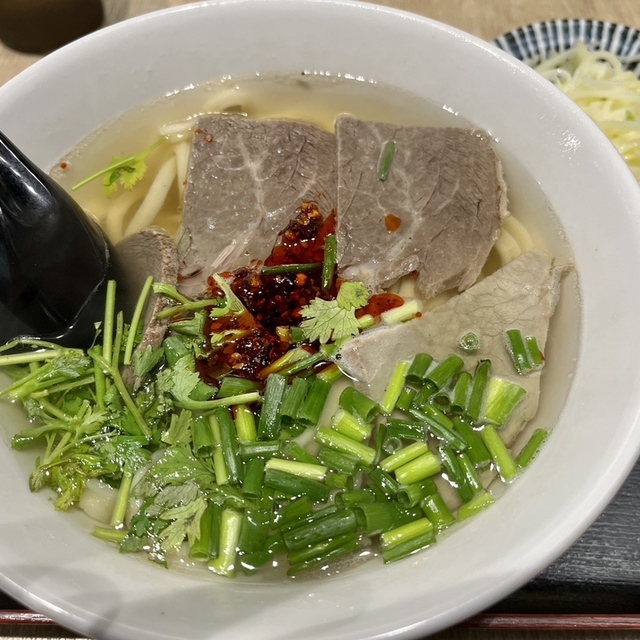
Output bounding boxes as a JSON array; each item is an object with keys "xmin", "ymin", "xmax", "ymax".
[{"xmin": 493, "ymin": 19, "xmax": 640, "ymax": 75}]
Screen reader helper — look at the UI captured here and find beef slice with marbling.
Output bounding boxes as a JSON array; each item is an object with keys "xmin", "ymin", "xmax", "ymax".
[
  {"xmin": 338, "ymin": 249, "xmax": 564, "ymax": 447},
  {"xmin": 336, "ymin": 118, "xmax": 507, "ymax": 298},
  {"xmin": 179, "ymin": 116, "xmax": 336, "ymax": 285}
]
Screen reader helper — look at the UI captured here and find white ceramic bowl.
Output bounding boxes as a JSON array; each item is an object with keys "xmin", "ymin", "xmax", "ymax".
[{"xmin": 2, "ymin": 1, "xmax": 640, "ymax": 639}]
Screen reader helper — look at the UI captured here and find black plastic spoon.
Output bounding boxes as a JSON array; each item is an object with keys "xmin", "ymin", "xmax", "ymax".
[{"xmin": 0, "ymin": 131, "xmax": 119, "ymax": 348}]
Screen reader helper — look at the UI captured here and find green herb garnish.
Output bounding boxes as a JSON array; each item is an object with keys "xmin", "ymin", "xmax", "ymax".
[{"xmin": 72, "ymin": 136, "xmax": 167, "ymax": 195}]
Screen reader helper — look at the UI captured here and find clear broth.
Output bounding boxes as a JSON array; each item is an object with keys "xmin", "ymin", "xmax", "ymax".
[{"xmin": 41, "ymin": 74, "xmax": 581, "ymax": 581}]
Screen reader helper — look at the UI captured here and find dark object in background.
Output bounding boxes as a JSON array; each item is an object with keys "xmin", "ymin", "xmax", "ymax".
[
  {"xmin": 0, "ymin": 0, "xmax": 104, "ymax": 54},
  {"xmin": 0, "ymin": 131, "xmax": 117, "ymax": 348}
]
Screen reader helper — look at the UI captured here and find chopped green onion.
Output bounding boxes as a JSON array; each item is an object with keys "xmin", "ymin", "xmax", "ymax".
[
  {"xmin": 297, "ymin": 378, "xmax": 331, "ymax": 427},
  {"xmin": 425, "ymin": 354, "xmax": 464, "ymax": 392},
  {"xmin": 397, "ymin": 479, "xmax": 438, "ymax": 508},
  {"xmin": 408, "ymin": 406, "xmax": 467, "ymax": 451},
  {"xmin": 289, "ymin": 326, "xmax": 306, "ymax": 344},
  {"xmin": 420, "ymin": 493, "xmax": 455, "ymax": 531},
  {"xmin": 439, "ymin": 445, "xmax": 474, "ymax": 502},
  {"xmin": 339, "ymin": 386, "xmax": 380, "ymax": 423},
  {"xmin": 325, "ymin": 471, "xmax": 353, "ymax": 490},
  {"xmin": 242, "ymin": 458, "xmax": 265, "ymax": 498},
  {"xmin": 238, "ymin": 508, "xmax": 271, "ymax": 555},
  {"xmin": 330, "ymin": 409, "xmax": 372, "ymax": 442},
  {"xmin": 259, "ymin": 347, "xmax": 310, "ymax": 377},
  {"xmin": 482, "ymin": 376, "xmax": 526, "ymax": 427},
  {"xmin": 261, "ymin": 262, "xmax": 321, "ymax": 276},
  {"xmin": 322, "ymin": 234, "xmax": 338, "ymax": 292},
  {"xmin": 480, "ymin": 425, "xmax": 519, "ymax": 482},
  {"xmin": 394, "ymin": 451, "xmax": 441, "ymax": 485},
  {"xmin": 265, "ymin": 458, "xmax": 327, "ymax": 481},
  {"xmin": 382, "ymin": 435, "xmax": 403, "ymax": 455},
  {"xmin": 457, "ymin": 452, "xmax": 483, "ymax": 496},
  {"xmin": 282, "ymin": 344, "xmax": 336, "ymax": 377},
  {"xmin": 380, "ymin": 441, "xmax": 429, "ymax": 473},
  {"xmin": 258, "ymin": 373, "xmax": 287, "ymax": 439},
  {"xmin": 356, "ymin": 501, "xmax": 406, "ymax": 535},
  {"xmin": 526, "ymin": 336, "xmax": 544, "ymax": 368},
  {"xmin": 451, "ymin": 417, "xmax": 492, "ymax": 467},
  {"xmin": 276, "ymin": 496, "xmax": 313, "ymax": 528},
  {"xmin": 317, "ymin": 447, "xmax": 361, "ymax": 474},
  {"xmin": 357, "ymin": 314, "xmax": 375, "ymax": 330},
  {"xmin": 395, "ymin": 386, "xmax": 417, "ymax": 412},
  {"xmin": 238, "ymin": 440, "xmax": 280, "ymax": 460},
  {"xmin": 385, "ymin": 418, "xmax": 425, "ymax": 441},
  {"xmin": 506, "ymin": 328, "xmax": 532, "ymax": 374},
  {"xmin": 209, "ymin": 413, "xmax": 228, "ymax": 485},
  {"xmin": 430, "ymin": 391, "xmax": 451, "ymax": 412},
  {"xmin": 381, "ymin": 300, "xmax": 421, "ymax": 325},
  {"xmin": 264, "ymin": 468, "xmax": 331, "ymax": 502},
  {"xmin": 458, "ymin": 331, "xmax": 480, "ymax": 352},
  {"xmin": 234, "ymin": 404, "xmax": 258, "ymax": 443},
  {"xmin": 380, "ymin": 518, "xmax": 434, "ymax": 561},
  {"xmin": 380, "ymin": 360, "xmax": 410, "ymax": 414},
  {"xmin": 279, "ymin": 377, "xmax": 310, "ymax": 428},
  {"xmin": 516, "ymin": 428, "xmax": 549, "ymax": 468},
  {"xmin": 217, "ymin": 376, "xmax": 259, "ymax": 399},
  {"xmin": 411, "ymin": 385, "xmax": 434, "ymax": 411},
  {"xmin": 457, "ymin": 490, "xmax": 495, "ymax": 521},
  {"xmin": 406, "ymin": 353, "xmax": 433, "ymax": 385},
  {"xmin": 214, "ymin": 407, "xmax": 243, "ymax": 485},
  {"xmin": 315, "ymin": 427, "xmax": 376, "ymax": 466},
  {"xmin": 335, "ymin": 489, "xmax": 376, "ymax": 509},
  {"xmin": 378, "ymin": 139, "xmax": 396, "ymax": 181},
  {"xmin": 190, "ymin": 503, "xmax": 217, "ymax": 561},
  {"xmin": 451, "ymin": 372, "xmax": 472, "ymax": 414},
  {"xmin": 282, "ymin": 509, "xmax": 357, "ymax": 551},
  {"xmin": 467, "ymin": 359, "xmax": 491, "ymax": 422},
  {"xmin": 368, "ymin": 467, "xmax": 400, "ymax": 498},
  {"xmin": 241, "ymin": 534, "xmax": 284, "ymax": 572},
  {"xmin": 208, "ymin": 508, "xmax": 243, "ymax": 577},
  {"xmin": 287, "ymin": 533, "xmax": 359, "ymax": 576},
  {"xmin": 280, "ymin": 439, "xmax": 318, "ymax": 465},
  {"xmin": 192, "ymin": 415, "xmax": 216, "ymax": 458},
  {"xmin": 316, "ymin": 363, "xmax": 343, "ymax": 385}
]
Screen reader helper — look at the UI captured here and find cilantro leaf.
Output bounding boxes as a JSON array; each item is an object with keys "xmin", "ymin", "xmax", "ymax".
[
  {"xmin": 158, "ymin": 495, "xmax": 208, "ymax": 551},
  {"xmin": 134, "ymin": 444, "xmax": 216, "ymax": 498},
  {"xmin": 300, "ymin": 299, "xmax": 360, "ymax": 344},
  {"xmin": 337, "ymin": 281, "xmax": 370, "ymax": 310},
  {"xmin": 133, "ymin": 345, "xmax": 164, "ymax": 378},
  {"xmin": 172, "ymin": 365, "xmax": 202, "ymax": 403},
  {"xmin": 93, "ymin": 436, "xmax": 151, "ymax": 474},
  {"xmin": 299, "ymin": 281, "xmax": 370, "ymax": 344},
  {"xmin": 161, "ymin": 410, "xmax": 193, "ymax": 446},
  {"xmin": 71, "ymin": 137, "xmax": 167, "ymax": 195}
]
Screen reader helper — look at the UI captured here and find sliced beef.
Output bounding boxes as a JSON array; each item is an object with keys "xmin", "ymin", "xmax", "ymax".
[
  {"xmin": 114, "ymin": 226, "xmax": 178, "ymax": 386},
  {"xmin": 338, "ymin": 250, "xmax": 564, "ymax": 446},
  {"xmin": 179, "ymin": 116, "xmax": 336, "ymax": 286},
  {"xmin": 336, "ymin": 118, "xmax": 507, "ymax": 298}
]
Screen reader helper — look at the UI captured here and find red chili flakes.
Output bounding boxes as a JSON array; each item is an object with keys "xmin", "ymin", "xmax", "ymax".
[
  {"xmin": 385, "ymin": 214, "xmax": 402, "ymax": 232},
  {"xmin": 200, "ymin": 203, "xmax": 337, "ymax": 384}
]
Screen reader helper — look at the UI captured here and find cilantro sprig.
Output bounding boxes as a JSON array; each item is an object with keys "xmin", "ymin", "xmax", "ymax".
[
  {"xmin": 72, "ymin": 136, "xmax": 167, "ymax": 196},
  {"xmin": 299, "ymin": 281, "xmax": 370, "ymax": 344}
]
